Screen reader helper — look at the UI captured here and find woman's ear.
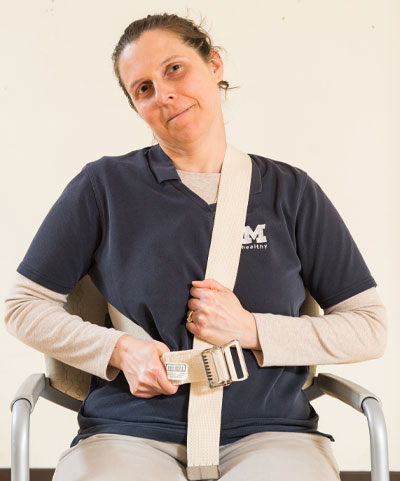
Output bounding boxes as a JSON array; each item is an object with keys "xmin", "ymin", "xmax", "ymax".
[{"xmin": 208, "ymin": 49, "xmax": 224, "ymax": 83}]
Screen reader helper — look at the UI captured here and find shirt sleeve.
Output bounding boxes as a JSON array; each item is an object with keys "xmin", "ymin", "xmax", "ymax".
[
  {"xmin": 250, "ymin": 287, "xmax": 387, "ymax": 367},
  {"xmin": 295, "ymin": 173, "xmax": 377, "ymax": 309},
  {"xmin": 4, "ymin": 272, "xmax": 124, "ymax": 380},
  {"xmin": 16, "ymin": 165, "xmax": 101, "ymax": 294}
]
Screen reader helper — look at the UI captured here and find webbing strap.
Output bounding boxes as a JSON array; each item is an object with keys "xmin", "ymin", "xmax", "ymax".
[
  {"xmin": 108, "ymin": 143, "xmax": 252, "ymax": 480},
  {"xmin": 107, "ymin": 307, "xmax": 239, "ymax": 387},
  {"xmin": 186, "ymin": 143, "xmax": 252, "ymax": 479},
  {"xmin": 108, "ymin": 303, "xmax": 152, "ymax": 340}
]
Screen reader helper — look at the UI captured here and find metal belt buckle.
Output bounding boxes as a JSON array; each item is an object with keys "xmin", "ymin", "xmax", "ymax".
[{"xmin": 201, "ymin": 339, "xmax": 249, "ymax": 389}]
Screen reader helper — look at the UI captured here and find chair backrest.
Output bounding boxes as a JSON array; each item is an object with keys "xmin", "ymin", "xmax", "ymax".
[
  {"xmin": 45, "ymin": 275, "xmax": 108, "ymax": 400},
  {"xmin": 45, "ymin": 275, "xmax": 320, "ymax": 400},
  {"xmin": 299, "ymin": 291, "xmax": 320, "ymax": 389}
]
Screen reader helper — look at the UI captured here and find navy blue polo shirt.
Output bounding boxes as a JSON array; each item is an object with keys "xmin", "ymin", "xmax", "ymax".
[{"xmin": 17, "ymin": 144, "xmax": 376, "ymax": 447}]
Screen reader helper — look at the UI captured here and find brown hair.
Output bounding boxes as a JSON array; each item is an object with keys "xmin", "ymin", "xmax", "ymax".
[{"xmin": 111, "ymin": 12, "xmax": 238, "ymax": 110}]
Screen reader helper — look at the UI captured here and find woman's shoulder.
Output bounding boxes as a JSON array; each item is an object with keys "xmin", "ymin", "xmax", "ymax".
[
  {"xmin": 78, "ymin": 146, "xmax": 154, "ymax": 192},
  {"xmin": 250, "ymin": 151, "xmax": 307, "ymax": 176},
  {"xmin": 85, "ymin": 145, "xmax": 151, "ymax": 172},
  {"xmin": 248, "ymin": 151, "xmax": 310, "ymax": 196}
]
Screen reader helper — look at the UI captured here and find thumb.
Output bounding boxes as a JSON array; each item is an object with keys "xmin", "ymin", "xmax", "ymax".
[
  {"xmin": 154, "ymin": 340, "xmax": 171, "ymax": 357},
  {"xmin": 192, "ymin": 278, "xmax": 227, "ymax": 291}
]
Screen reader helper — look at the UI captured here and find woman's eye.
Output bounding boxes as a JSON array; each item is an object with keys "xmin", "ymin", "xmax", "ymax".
[
  {"xmin": 136, "ymin": 65, "xmax": 181, "ymax": 96},
  {"xmin": 138, "ymin": 84, "xmax": 150, "ymax": 95}
]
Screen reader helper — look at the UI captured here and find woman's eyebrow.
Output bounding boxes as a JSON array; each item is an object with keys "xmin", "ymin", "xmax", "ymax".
[{"xmin": 129, "ymin": 55, "xmax": 185, "ymax": 91}]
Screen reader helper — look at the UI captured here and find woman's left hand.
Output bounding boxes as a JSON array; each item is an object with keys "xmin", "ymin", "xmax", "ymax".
[{"xmin": 186, "ymin": 278, "xmax": 261, "ymax": 349}]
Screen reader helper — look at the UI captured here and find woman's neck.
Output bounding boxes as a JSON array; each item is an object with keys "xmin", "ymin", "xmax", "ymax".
[{"xmin": 157, "ymin": 125, "xmax": 227, "ymax": 173}]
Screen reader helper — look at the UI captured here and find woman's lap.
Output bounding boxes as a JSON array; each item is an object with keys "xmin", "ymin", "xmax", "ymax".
[
  {"xmin": 219, "ymin": 432, "xmax": 340, "ymax": 480},
  {"xmin": 52, "ymin": 434, "xmax": 188, "ymax": 481},
  {"xmin": 52, "ymin": 431, "xmax": 340, "ymax": 481}
]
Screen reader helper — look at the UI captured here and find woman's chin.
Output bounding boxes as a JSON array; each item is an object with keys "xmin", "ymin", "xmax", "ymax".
[{"xmin": 165, "ymin": 128, "xmax": 206, "ymax": 146}]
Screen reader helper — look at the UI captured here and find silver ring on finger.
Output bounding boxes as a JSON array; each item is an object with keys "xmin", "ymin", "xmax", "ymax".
[{"xmin": 187, "ymin": 310, "xmax": 194, "ymax": 322}]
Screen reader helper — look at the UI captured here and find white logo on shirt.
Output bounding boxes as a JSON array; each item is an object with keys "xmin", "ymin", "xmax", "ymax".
[{"xmin": 242, "ymin": 224, "xmax": 268, "ymax": 250}]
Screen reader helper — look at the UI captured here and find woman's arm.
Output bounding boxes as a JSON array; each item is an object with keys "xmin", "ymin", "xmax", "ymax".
[
  {"xmin": 4, "ymin": 272, "xmax": 125, "ymax": 380},
  {"xmin": 250, "ymin": 287, "xmax": 387, "ymax": 367},
  {"xmin": 5, "ymin": 273, "xmax": 180, "ymax": 397},
  {"xmin": 5, "ymin": 274, "xmax": 387, "ymax": 376}
]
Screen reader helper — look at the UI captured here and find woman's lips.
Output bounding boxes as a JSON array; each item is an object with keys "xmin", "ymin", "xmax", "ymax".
[{"xmin": 168, "ymin": 105, "xmax": 194, "ymax": 122}]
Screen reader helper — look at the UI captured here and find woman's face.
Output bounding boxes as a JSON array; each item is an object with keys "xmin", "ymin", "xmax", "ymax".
[{"xmin": 117, "ymin": 29, "xmax": 224, "ymax": 147}]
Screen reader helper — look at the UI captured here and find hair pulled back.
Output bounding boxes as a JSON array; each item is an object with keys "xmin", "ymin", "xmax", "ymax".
[{"xmin": 111, "ymin": 12, "xmax": 237, "ymax": 110}]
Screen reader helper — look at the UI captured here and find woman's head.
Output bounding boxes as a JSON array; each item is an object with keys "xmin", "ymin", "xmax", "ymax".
[
  {"xmin": 111, "ymin": 13, "xmax": 236, "ymax": 147},
  {"xmin": 112, "ymin": 13, "xmax": 231, "ymax": 110}
]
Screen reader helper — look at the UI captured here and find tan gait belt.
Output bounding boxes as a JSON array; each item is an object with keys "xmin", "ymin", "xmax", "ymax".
[{"xmin": 108, "ymin": 143, "xmax": 253, "ymax": 480}]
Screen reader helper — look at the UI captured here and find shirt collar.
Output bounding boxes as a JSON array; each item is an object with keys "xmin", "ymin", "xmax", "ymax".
[{"xmin": 148, "ymin": 143, "xmax": 262, "ymax": 194}]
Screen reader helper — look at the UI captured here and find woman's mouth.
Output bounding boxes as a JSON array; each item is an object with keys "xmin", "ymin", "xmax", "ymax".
[{"xmin": 168, "ymin": 105, "xmax": 194, "ymax": 122}]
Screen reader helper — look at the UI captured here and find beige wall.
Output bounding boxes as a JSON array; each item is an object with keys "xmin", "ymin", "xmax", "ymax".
[{"xmin": 1, "ymin": 0, "xmax": 399, "ymax": 471}]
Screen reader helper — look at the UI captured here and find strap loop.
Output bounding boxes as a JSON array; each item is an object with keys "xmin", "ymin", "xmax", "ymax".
[
  {"xmin": 186, "ymin": 464, "xmax": 221, "ymax": 480},
  {"xmin": 161, "ymin": 340, "xmax": 249, "ymax": 388}
]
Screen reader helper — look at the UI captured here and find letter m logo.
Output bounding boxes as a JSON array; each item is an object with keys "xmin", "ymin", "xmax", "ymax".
[{"xmin": 242, "ymin": 224, "xmax": 267, "ymax": 245}]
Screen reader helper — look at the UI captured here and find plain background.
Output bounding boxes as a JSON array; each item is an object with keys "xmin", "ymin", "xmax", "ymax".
[{"xmin": 1, "ymin": 0, "xmax": 399, "ymax": 471}]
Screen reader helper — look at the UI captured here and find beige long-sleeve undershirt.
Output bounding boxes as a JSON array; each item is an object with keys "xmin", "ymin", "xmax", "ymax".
[{"xmin": 4, "ymin": 168, "xmax": 387, "ymax": 381}]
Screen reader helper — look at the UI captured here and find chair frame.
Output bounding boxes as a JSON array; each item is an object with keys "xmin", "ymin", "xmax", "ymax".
[
  {"xmin": 10, "ymin": 370, "xmax": 389, "ymax": 481},
  {"xmin": 9, "ymin": 278, "xmax": 390, "ymax": 480}
]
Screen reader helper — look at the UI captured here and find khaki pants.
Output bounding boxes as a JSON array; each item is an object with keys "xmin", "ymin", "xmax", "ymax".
[{"xmin": 52, "ymin": 431, "xmax": 341, "ymax": 481}]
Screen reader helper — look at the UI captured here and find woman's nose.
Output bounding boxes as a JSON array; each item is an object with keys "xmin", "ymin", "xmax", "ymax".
[{"xmin": 154, "ymin": 82, "xmax": 175, "ymax": 105}]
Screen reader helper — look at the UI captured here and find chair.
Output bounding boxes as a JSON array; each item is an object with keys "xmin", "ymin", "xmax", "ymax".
[{"xmin": 10, "ymin": 275, "xmax": 390, "ymax": 481}]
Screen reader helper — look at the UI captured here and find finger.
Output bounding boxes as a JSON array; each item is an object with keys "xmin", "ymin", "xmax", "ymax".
[
  {"xmin": 187, "ymin": 298, "xmax": 201, "ymax": 311},
  {"xmin": 156, "ymin": 366, "xmax": 179, "ymax": 394},
  {"xmin": 192, "ymin": 279, "xmax": 226, "ymax": 291},
  {"xmin": 134, "ymin": 388, "xmax": 157, "ymax": 399},
  {"xmin": 186, "ymin": 322, "xmax": 210, "ymax": 344},
  {"xmin": 189, "ymin": 286, "xmax": 209, "ymax": 300},
  {"xmin": 154, "ymin": 341, "xmax": 171, "ymax": 356},
  {"xmin": 186, "ymin": 320, "xmax": 202, "ymax": 337},
  {"xmin": 186, "ymin": 320, "xmax": 195, "ymax": 332},
  {"xmin": 142, "ymin": 390, "xmax": 156, "ymax": 397}
]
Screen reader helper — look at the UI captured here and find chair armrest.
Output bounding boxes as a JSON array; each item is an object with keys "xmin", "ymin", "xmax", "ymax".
[
  {"xmin": 10, "ymin": 373, "xmax": 46, "ymax": 481},
  {"xmin": 316, "ymin": 373, "xmax": 389, "ymax": 481},
  {"xmin": 10, "ymin": 373, "xmax": 46, "ymax": 413},
  {"xmin": 316, "ymin": 373, "xmax": 380, "ymax": 413}
]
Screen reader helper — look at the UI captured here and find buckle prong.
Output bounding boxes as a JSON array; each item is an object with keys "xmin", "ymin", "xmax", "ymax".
[{"xmin": 201, "ymin": 340, "xmax": 249, "ymax": 389}]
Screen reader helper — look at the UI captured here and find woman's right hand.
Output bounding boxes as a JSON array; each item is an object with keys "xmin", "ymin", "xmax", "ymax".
[{"xmin": 109, "ymin": 334, "xmax": 179, "ymax": 398}]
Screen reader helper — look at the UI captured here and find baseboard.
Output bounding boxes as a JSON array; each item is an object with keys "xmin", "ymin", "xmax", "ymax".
[
  {"xmin": 341, "ymin": 475, "xmax": 400, "ymax": 481},
  {"xmin": 0, "ymin": 469, "xmax": 399, "ymax": 480},
  {"xmin": 0, "ymin": 470, "xmax": 54, "ymax": 481}
]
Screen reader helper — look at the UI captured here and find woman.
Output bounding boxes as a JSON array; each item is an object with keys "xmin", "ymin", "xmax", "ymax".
[{"xmin": 5, "ymin": 12, "xmax": 387, "ymax": 481}]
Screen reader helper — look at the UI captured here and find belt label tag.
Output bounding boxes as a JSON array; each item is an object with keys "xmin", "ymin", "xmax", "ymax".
[{"xmin": 165, "ymin": 362, "xmax": 188, "ymax": 381}]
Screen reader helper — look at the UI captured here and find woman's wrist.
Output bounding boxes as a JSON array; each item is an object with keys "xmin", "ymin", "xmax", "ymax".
[
  {"xmin": 109, "ymin": 334, "xmax": 132, "ymax": 369},
  {"xmin": 242, "ymin": 312, "xmax": 261, "ymax": 350}
]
